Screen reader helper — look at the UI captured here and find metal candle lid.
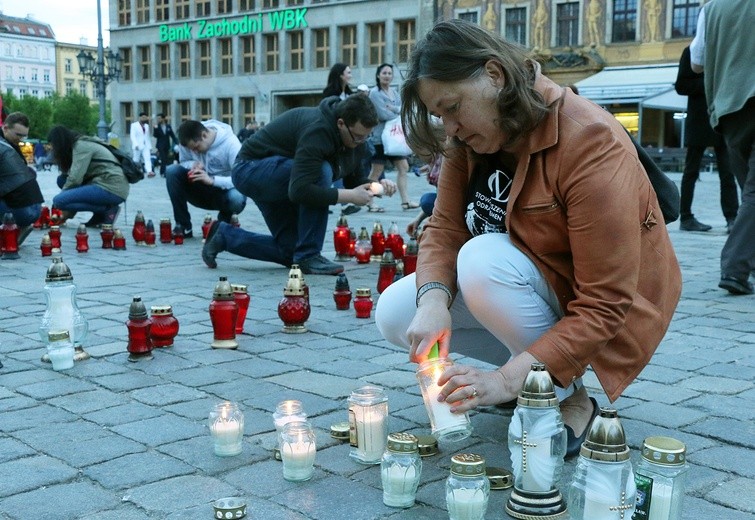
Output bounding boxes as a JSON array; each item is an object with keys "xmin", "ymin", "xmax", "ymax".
[
  {"xmin": 336, "ymin": 215, "xmax": 348, "ymax": 228},
  {"xmin": 406, "ymin": 236, "xmax": 419, "ymax": 254},
  {"xmin": 45, "ymin": 256, "xmax": 73, "ymax": 282},
  {"xmin": 150, "ymin": 305, "xmax": 173, "ymax": 316},
  {"xmin": 134, "ymin": 210, "xmax": 145, "ymax": 223},
  {"xmin": 213, "ymin": 276, "xmax": 234, "ymax": 300},
  {"xmin": 372, "ymin": 221, "xmax": 383, "ymax": 234},
  {"xmin": 231, "ymin": 284, "xmax": 248, "ymax": 294},
  {"xmin": 76, "ymin": 224, "xmax": 87, "ymax": 234},
  {"xmin": 450, "ymin": 453, "xmax": 486, "ymax": 476},
  {"xmin": 486, "ymin": 467, "xmax": 514, "ymax": 490},
  {"xmin": 330, "ymin": 421, "xmax": 350, "ymax": 440},
  {"xmin": 580, "ymin": 408, "xmax": 630, "ymax": 462},
  {"xmin": 129, "ymin": 296, "xmax": 148, "ymax": 319},
  {"xmin": 283, "ymin": 273, "xmax": 305, "ymax": 296},
  {"xmin": 355, "ymin": 287, "xmax": 372, "ymax": 297},
  {"xmin": 641, "ymin": 436, "xmax": 686, "ymax": 466},
  {"xmin": 358, "ymin": 226, "xmax": 370, "ymax": 240},
  {"xmin": 380, "ymin": 250, "xmax": 396, "ymax": 266},
  {"xmin": 386, "ymin": 432, "xmax": 419, "ymax": 453},
  {"xmin": 48, "ymin": 330, "xmax": 71, "ymax": 342},
  {"xmin": 335, "ymin": 273, "xmax": 350, "ymax": 291},
  {"xmin": 517, "ymin": 362, "xmax": 559, "ymax": 408},
  {"xmin": 416, "ymin": 434, "xmax": 439, "ymax": 457}
]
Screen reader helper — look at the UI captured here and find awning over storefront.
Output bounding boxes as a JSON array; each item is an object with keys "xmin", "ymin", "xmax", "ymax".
[
  {"xmin": 640, "ymin": 87, "xmax": 687, "ymax": 112},
  {"xmin": 575, "ymin": 64, "xmax": 679, "ymax": 105}
]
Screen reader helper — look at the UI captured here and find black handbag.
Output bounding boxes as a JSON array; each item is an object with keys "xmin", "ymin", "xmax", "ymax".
[{"xmin": 629, "ymin": 133, "xmax": 680, "ymax": 224}]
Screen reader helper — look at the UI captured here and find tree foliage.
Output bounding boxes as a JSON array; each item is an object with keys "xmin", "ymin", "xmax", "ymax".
[{"xmin": 3, "ymin": 90, "xmax": 109, "ymax": 139}]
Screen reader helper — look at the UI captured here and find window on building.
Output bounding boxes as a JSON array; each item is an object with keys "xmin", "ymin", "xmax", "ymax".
[
  {"xmin": 367, "ymin": 23, "xmax": 385, "ymax": 66},
  {"xmin": 289, "ymin": 31, "xmax": 304, "ymax": 71},
  {"xmin": 31, "ymin": 89, "xmax": 39, "ymax": 98},
  {"xmin": 18, "ymin": 67, "xmax": 25, "ymax": 80},
  {"xmin": 44, "ymin": 90, "xmax": 53, "ymax": 98},
  {"xmin": 505, "ymin": 7, "xmax": 527, "ymax": 46},
  {"xmin": 671, "ymin": 0, "xmax": 700, "ymax": 38},
  {"xmin": 138, "ymin": 101, "xmax": 151, "ymax": 117},
  {"xmin": 121, "ymin": 47, "xmax": 132, "ymax": 81},
  {"xmin": 241, "ymin": 36, "xmax": 256, "ymax": 73},
  {"xmin": 118, "ymin": 0, "xmax": 132, "ymax": 25},
  {"xmin": 196, "ymin": 0, "xmax": 211, "ymax": 17},
  {"xmin": 198, "ymin": 98, "xmax": 212, "ymax": 121},
  {"xmin": 339, "ymin": 25, "xmax": 356, "ymax": 67},
  {"xmin": 122, "ymin": 102, "xmax": 134, "ymax": 134},
  {"xmin": 158, "ymin": 44, "xmax": 171, "ymax": 79},
  {"xmin": 198, "ymin": 41, "xmax": 211, "ymax": 76},
  {"xmin": 286, "ymin": 0, "xmax": 303, "ymax": 5},
  {"xmin": 264, "ymin": 34, "xmax": 279, "ymax": 72},
  {"xmin": 178, "ymin": 42, "xmax": 191, "ymax": 77},
  {"xmin": 262, "ymin": 0, "xmax": 279, "ymax": 7},
  {"xmin": 176, "ymin": 0, "xmax": 190, "ymax": 19},
  {"xmin": 241, "ymin": 96, "xmax": 256, "ymax": 126},
  {"xmin": 218, "ymin": 98, "xmax": 233, "ymax": 126},
  {"xmin": 43, "ymin": 70, "xmax": 50, "ymax": 82},
  {"xmin": 64, "ymin": 58, "xmax": 72, "ymax": 73},
  {"xmin": 136, "ymin": 0, "xmax": 150, "ymax": 23},
  {"xmin": 396, "ymin": 19, "xmax": 415, "ymax": 63},
  {"xmin": 178, "ymin": 99, "xmax": 191, "ymax": 121},
  {"xmin": 612, "ymin": 0, "xmax": 636, "ymax": 42},
  {"xmin": 218, "ymin": 0, "xmax": 232, "ymax": 14},
  {"xmin": 31, "ymin": 69, "xmax": 38, "ymax": 82},
  {"xmin": 457, "ymin": 11, "xmax": 478, "ymax": 24},
  {"xmin": 156, "ymin": 0, "xmax": 169, "ymax": 21},
  {"xmin": 157, "ymin": 100, "xmax": 171, "ymax": 118},
  {"xmin": 138, "ymin": 45, "xmax": 151, "ymax": 80},
  {"xmin": 4, "ymin": 66, "xmax": 11, "ymax": 80},
  {"xmin": 239, "ymin": 0, "xmax": 255, "ymax": 11},
  {"xmin": 219, "ymin": 38, "xmax": 233, "ymax": 75},
  {"xmin": 65, "ymin": 80, "xmax": 74, "ymax": 95},
  {"xmin": 19, "ymin": 89, "xmax": 27, "ymax": 97},
  {"xmin": 556, "ymin": 2, "xmax": 580, "ymax": 47},
  {"xmin": 79, "ymin": 82, "xmax": 88, "ymax": 97},
  {"xmin": 313, "ymin": 28, "xmax": 329, "ymax": 69}
]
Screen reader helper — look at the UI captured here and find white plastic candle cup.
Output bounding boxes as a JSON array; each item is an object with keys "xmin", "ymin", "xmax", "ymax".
[
  {"xmin": 209, "ymin": 401, "xmax": 244, "ymax": 457},
  {"xmin": 48, "ymin": 345, "xmax": 75, "ymax": 370},
  {"xmin": 280, "ymin": 421, "xmax": 316, "ymax": 482}
]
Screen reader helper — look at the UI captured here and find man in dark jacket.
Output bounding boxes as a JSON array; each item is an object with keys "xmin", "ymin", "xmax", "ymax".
[
  {"xmin": 675, "ymin": 46, "xmax": 738, "ymax": 233},
  {"xmin": 0, "ymin": 112, "xmax": 44, "ymax": 244},
  {"xmin": 203, "ymin": 95, "xmax": 396, "ymax": 275},
  {"xmin": 153, "ymin": 113, "xmax": 177, "ymax": 177}
]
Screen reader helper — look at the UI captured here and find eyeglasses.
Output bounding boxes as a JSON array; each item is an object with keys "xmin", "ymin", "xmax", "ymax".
[{"xmin": 346, "ymin": 126, "xmax": 370, "ymax": 144}]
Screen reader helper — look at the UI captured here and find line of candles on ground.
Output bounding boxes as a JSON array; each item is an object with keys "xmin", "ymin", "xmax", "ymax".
[{"xmin": 208, "ymin": 362, "xmax": 688, "ymax": 520}]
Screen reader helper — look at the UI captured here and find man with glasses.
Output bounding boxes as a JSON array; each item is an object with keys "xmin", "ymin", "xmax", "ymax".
[
  {"xmin": 0, "ymin": 112, "xmax": 44, "ymax": 248},
  {"xmin": 203, "ymin": 95, "xmax": 396, "ymax": 275}
]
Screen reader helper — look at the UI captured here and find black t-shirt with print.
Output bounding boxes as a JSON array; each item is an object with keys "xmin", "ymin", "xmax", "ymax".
[{"xmin": 464, "ymin": 156, "xmax": 515, "ymax": 236}]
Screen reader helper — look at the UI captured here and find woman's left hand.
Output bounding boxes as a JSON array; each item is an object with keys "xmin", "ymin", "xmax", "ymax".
[
  {"xmin": 436, "ymin": 365, "xmax": 511, "ymax": 413},
  {"xmin": 380, "ymin": 178, "xmax": 397, "ymax": 196}
]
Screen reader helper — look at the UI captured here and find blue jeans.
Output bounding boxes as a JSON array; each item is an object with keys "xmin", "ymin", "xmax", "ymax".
[
  {"xmin": 165, "ymin": 165, "xmax": 247, "ymax": 230},
  {"xmin": 420, "ymin": 192, "xmax": 437, "ymax": 216},
  {"xmin": 226, "ymin": 156, "xmax": 331, "ymax": 265},
  {"xmin": 53, "ymin": 176, "xmax": 124, "ymax": 215},
  {"xmin": 0, "ymin": 201, "xmax": 41, "ymax": 227}
]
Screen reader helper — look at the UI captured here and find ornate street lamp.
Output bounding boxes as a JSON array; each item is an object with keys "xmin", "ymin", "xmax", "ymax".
[{"xmin": 76, "ymin": 0, "xmax": 123, "ymax": 140}]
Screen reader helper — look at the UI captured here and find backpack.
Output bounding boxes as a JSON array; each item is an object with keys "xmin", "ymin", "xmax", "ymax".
[{"xmin": 84, "ymin": 137, "xmax": 144, "ymax": 184}]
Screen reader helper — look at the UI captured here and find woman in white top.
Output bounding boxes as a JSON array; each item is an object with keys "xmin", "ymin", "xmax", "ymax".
[{"xmin": 367, "ymin": 63, "xmax": 419, "ymax": 211}]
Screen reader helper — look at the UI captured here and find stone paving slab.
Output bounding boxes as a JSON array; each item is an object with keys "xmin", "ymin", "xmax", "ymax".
[{"xmin": 0, "ymin": 168, "xmax": 753, "ymax": 518}]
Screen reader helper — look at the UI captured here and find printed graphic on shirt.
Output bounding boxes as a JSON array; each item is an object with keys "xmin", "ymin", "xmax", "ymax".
[{"xmin": 465, "ymin": 164, "xmax": 513, "ymax": 236}]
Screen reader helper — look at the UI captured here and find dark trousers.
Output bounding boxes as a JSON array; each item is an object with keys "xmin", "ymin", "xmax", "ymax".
[
  {"xmin": 156, "ymin": 146, "xmax": 171, "ymax": 176},
  {"xmin": 681, "ymin": 143, "xmax": 739, "ymax": 221},
  {"xmin": 719, "ymin": 97, "xmax": 755, "ymax": 280}
]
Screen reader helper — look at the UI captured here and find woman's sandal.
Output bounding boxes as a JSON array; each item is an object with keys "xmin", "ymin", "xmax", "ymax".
[
  {"xmin": 367, "ymin": 205, "xmax": 385, "ymax": 213},
  {"xmin": 401, "ymin": 201, "xmax": 420, "ymax": 210}
]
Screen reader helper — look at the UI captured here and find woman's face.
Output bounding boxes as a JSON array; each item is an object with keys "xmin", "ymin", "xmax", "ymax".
[
  {"xmin": 417, "ymin": 64, "xmax": 506, "ymax": 155},
  {"xmin": 340, "ymin": 66, "xmax": 352, "ymax": 86},
  {"xmin": 378, "ymin": 66, "xmax": 393, "ymax": 88}
]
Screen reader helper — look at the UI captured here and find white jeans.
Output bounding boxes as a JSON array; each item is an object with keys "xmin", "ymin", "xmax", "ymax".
[{"xmin": 376, "ymin": 233, "xmax": 579, "ymax": 400}]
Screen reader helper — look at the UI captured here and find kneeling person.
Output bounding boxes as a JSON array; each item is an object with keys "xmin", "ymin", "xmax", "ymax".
[{"xmin": 203, "ymin": 95, "xmax": 396, "ymax": 275}]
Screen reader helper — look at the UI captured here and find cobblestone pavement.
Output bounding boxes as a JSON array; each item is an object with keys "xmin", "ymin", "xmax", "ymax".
[{"xmin": 1, "ymin": 166, "xmax": 753, "ymax": 520}]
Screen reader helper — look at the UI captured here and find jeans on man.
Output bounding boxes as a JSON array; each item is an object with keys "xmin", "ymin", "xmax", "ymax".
[
  {"xmin": 226, "ymin": 156, "xmax": 331, "ymax": 264},
  {"xmin": 0, "ymin": 201, "xmax": 41, "ymax": 227},
  {"xmin": 165, "ymin": 164, "xmax": 247, "ymax": 230}
]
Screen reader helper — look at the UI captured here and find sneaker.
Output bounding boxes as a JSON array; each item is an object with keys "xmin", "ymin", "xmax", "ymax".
[
  {"xmin": 202, "ymin": 221, "xmax": 223, "ymax": 268},
  {"xmin": 679, "ymin": 217, "xmax": 711, "ymax": 232},
  {"xmin": 17, "ymin": 225, "xmax": 33, "ymax": 246},
  {"xmin": 298, "ymin": 254, "xmax": 345, "ymax": 275},
  {"xmin": 341, "ymin": 203, "xmax": 361, "ymax": 216},
  {"xmin": 718, "ymin": 276, "xmax": 754, "ymax": 295},
  {"xmin": 173, "ymin": 225, "xmax": 193, "ymax": 239}
]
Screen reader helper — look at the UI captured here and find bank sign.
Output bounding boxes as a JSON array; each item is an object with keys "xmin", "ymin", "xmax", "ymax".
[{"xmin": 159, "ymin": 7, "xmax": 307, "ymax": 41}]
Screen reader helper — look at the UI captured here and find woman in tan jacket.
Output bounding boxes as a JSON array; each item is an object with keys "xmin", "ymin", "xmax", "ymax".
[{"xmin": 375, "ymin": 20, "xmax": 681, "ymax": 456}]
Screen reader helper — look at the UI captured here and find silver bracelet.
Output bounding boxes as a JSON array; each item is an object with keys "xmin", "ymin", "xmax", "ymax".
[{"xmin": 416, "ymin": 282, "xmax": 453, "ymax": 308}]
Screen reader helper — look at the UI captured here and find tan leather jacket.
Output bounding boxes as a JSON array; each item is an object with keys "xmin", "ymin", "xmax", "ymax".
[{"xmin": 416, "ymin": 71, "xmax": 682, "ymax": 402}]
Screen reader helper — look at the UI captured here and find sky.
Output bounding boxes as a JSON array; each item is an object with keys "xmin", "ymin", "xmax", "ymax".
[{"xmin": 0, "ymin": 0, "xmax": 110, "ymax": 46}]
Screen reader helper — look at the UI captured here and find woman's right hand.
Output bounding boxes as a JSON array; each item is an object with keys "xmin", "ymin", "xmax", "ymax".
[{"xmin": 407, "ymin": 297, "xmax": 452, "ymax": 363}]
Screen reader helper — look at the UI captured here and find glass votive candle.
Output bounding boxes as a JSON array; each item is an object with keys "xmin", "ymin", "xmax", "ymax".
[
  {"xmin": 272, "ymin": 400, "xmax": 308, "ymax": 434},
  {"xmin": 208, "ymin": 401, "xmax": 244, "ymax": 457},
  {"xmin": 446, "ymin": 453, "xmax": 490, "ymax": 520},
  {"xmin": 416, "ymin": 357, "xmax": 473, "ymax": 441},
  {"xmin": 381, "ymin": 432, "xmax": 422, "ymax": 508},
  {"xmin": 279, "ymin": 421, "xmax": 316, "ymax": 482},
  {"xmin": 348, "ymin": 385, "xmax": 389, "ymax": 464}
]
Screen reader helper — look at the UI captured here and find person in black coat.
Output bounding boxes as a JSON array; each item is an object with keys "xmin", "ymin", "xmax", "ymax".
[
  {"xmin": 153, "ymin": 113, "xmax": 177, "ymax": 177},
  {"xmin": 675, "ymin": 46, "xmax": 739, "ymax": 233}
]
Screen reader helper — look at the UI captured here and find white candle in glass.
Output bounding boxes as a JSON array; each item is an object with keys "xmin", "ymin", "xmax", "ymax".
[
  {"xmin": 382, "ymin": 464, "xmax": 417, "ymax": 507},
  {"xmin": 280, "ymin": 423, "xmax": 316, "ymax": 482},
  {"xmin": 355, "ymin": 412, "xmax": 386, "ymax": 462},
  {"xmin": 648, "ymin": 481, "xmax": 673, "ymax": 518},
  {"xmin": 581, "ymin": 462, "xmax": 634, "ymax": 520},
  {"xmin": 211, "ymin": 405, "xmax": 243, "ymax": 456},
  {"xmin": 446, "ymin": 487, "xmax": 488, "ymax": 520},
  {"xmin": 273, "ymin": 400, "xmax": 307, "ymax": 432},
  {"xmin": 519, "ymin": 435, "xmax": 554, "ymax": 492},
  {"xmin": 424, "ymin": 375, "xmax": 470, "ymax": 433},
  {"xmin": 48, "ymin": 346, "xmax": 74, "ymax": 370}
]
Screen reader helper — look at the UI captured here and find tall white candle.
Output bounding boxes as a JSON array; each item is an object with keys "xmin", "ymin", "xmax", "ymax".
[
  {"xmin": 648, "ymin": 481, "xmax": 673, "ymax": 518},
  {"xmin": 519, "ymin": 434, "xmax": 553, "ymax": 492},
  {"xmin": 355, "ymin": 413, "xmax": 386, "ymax": 462},
  {"xmin": 382, "ymin": 464, "xmax": 417, "ymax": 507},
  {"xmin": 446, "ymin": 487, "xmax": 488, "ymax": 520},
  {"xmin": 424, "ymin": 378, "xmax": 470, "ymax": 434}
]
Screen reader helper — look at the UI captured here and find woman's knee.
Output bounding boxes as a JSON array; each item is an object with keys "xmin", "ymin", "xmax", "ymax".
[
  {"xmin": 375, "ymin": 274, "xmax": 416, "ymax": 349},
  {"xmin": 457, "ymin": 234, "xmax": 536, "ymax": 294}
]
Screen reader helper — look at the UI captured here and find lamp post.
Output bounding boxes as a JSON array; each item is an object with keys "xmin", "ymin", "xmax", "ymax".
[{"xmin": 77, "ymin": 0, "xmax": 123, "ymax": 141}]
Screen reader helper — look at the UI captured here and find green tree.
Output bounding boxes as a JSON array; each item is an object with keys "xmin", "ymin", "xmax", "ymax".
[
  {"xmin": 52, "ymin": 93, "xmax": 97, "ymax": 135},
  {"xmin": 11, "ymin": 95, "xmax": 54, "ymax": 139}
]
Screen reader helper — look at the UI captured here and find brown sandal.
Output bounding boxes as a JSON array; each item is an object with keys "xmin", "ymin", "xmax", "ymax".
[{"xmin": 401, "ymin": 202, "xmax": 420, "ymax": 210}]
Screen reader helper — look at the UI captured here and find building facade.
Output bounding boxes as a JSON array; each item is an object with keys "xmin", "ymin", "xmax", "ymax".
[
  {"xmin": 108, "ymin": 0, "xmax": 418, "ymax": 144},
  {"xmin": 55, "ymin": 41, "xmax": 99, "ymax": 100},
  {"xmin": 0, "ymin": 14, "xmax": 56, "ymax": 99}
]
